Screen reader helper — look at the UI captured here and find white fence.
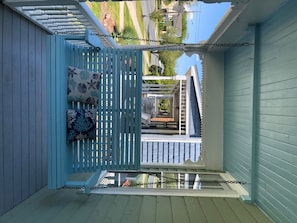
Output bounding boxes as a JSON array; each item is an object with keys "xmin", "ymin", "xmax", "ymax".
[{"xmin": 141, "ymin": 135, "xmax": 201, "ymax": 165}]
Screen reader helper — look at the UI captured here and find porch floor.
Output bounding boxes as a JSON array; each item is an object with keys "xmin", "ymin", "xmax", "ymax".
[{"xmin": 0, "ymin": 187, "xmax": 272, "ymax": 223}]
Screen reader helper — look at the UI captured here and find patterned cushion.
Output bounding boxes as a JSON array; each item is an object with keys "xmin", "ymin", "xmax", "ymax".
[
  {"xmin": 67, "ymin": 108, "xmax": 97, "ymax": 143},
  {"xmin": 67, "ymin": 66, "xmax": 101, "ymax": 105}
]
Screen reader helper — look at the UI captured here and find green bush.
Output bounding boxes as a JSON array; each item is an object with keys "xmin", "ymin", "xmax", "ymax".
[{"xmin": 117, "ymin": 27, "xmax": 138, "ymax": 45}]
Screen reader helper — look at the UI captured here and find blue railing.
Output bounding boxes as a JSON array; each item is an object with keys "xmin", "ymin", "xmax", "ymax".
[
  {"xmin": 66, "ymin": 46, "xmax": 142, "ymax": 172},
  {"xmin": 47, "ymin": 35, "xmax": 142, "ymax": 189}
]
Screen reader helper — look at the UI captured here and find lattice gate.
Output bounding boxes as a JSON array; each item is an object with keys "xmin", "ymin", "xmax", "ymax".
[{"xmin": 47, "ymin": 35, "xmax": 142, "ymax": 189}]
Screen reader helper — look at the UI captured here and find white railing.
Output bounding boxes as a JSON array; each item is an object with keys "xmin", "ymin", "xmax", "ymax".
[{"xmin": 141, "ymin": 135, "xmax": 201, "ymax": 165}]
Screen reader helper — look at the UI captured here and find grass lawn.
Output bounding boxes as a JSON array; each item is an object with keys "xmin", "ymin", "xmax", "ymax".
[
  {"xmin": 88, "ymin": 1, "xmax": 150, "ymax": 71},
  {"xmin": 90, "ymin": 2, "xmax": 101, "ymax": 20}
]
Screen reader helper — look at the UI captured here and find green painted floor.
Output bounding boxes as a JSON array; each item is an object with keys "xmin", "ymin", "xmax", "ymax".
[{"xmin": 0, "ymin": 187, "xmax": 272, "ymax": 223}]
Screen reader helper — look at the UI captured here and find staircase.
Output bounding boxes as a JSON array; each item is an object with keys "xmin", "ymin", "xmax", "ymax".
[{"xmin": 179, "ymin": 79, "xmax": 187, "ymax": 134}]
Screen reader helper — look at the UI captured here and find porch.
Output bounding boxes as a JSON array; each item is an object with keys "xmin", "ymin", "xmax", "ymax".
[
  {"xmin": 0, "ymin": 187, "xmax": 272, "ymax": 223},
  {"xmin": 0, "ymin": 0, "xmax": 279, "ymax": 222},
  {"xmin": 44, "ymin": 22, "xmax": 203, "ymax": 192}
]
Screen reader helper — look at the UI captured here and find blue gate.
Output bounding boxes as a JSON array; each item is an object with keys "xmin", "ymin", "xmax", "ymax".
[{"xmin": 47, "ymin": 35, "xmax": 142, "ymax": 189}]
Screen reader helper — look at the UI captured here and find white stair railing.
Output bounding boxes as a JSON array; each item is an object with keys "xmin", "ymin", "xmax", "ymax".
[{"xmin": 141, "ymin": 135, "xmax": 201, "ymax": 165}]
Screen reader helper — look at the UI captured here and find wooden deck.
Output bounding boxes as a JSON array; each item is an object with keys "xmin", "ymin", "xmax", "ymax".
[
  {"xmin": 0, "ymin": 187, "xmax": 272, "ymax": 223},
  {"xmin": 150, "ymin": 117, "xmax": 175, "ymax": 122}
]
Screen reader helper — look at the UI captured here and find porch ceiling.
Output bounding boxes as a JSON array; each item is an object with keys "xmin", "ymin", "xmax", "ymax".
[
  {"xmin": 142, "ymin": 83, "xmax": 178, "ymax": 95},
  {"xmin": 142, "ymin": 75, "xmax": 186, "ymax": 95},
  {"xmin": 3, "ymin": 0, "xmax": 116, "ymax": 48},
  {"xmin": 206, "ymin": 0, "xmax": 287, "ymax": 51}
]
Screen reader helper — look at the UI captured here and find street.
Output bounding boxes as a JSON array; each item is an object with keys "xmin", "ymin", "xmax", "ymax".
[{"xmin": 140, "ymin": 0, "xmax": 159, "ymax": 66}]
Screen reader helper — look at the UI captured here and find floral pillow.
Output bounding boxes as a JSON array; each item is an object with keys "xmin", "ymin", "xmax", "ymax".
[
  {"xmin": 67, "ymin": 66, "xmax": 102, "ymax": 105},
  {"xmin": 67, "ymin": 108, "xmax": 97, "ymax": 143}
]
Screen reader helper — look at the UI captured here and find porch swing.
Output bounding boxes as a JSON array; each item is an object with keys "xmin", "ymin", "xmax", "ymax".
[{"xmin": 47, "ymin": 33, "xmax": 142, "ymax": 191}]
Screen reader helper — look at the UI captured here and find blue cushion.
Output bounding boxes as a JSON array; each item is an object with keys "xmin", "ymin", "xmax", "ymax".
[{"xmin": 67, "ymin": 108, "xmax": 97, "ymax": 143}]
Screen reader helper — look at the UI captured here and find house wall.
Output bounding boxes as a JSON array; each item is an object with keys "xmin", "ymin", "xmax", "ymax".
[
  {"xmin": 224, "ymin": 0, "xmax": 297, "ymax": 222},
  {"xmin": 189, "ymin": 77, "xmax": 201, "ymax": 137},
  {"xmin": 0, "ymin": 3, "xmax": 48, "ymax": 215},
  {"xmin": 224, "ymin": 29, "xmax": 255, "ymax": 195}
]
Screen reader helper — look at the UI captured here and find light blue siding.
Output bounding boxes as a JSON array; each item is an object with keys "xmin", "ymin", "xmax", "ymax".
[
  {"xmin": 256, "ymin": 1, "xmax": 297, "ymax": 222},
  {"xmin": 224, "ymin": 30, "xmax": 255, "ymax": 195},
  {"xmin": 0, "ymin": 3, "xmax": 48, "ymax": 215},
  {"xmin": 224, "ymin": 1, "xmax": 297, "ymax": 222}
]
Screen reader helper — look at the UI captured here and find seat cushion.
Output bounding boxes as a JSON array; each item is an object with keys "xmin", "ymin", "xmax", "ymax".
[
  {"xmin": 67, "ymin": 108, "xmax": 97, "ymax": 143},
  {"xmin": 67, "ymin": 66, "xmax": 101, "ymax": 105}
]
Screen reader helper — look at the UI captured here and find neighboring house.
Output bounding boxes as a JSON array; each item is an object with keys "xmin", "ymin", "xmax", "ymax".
[
  {"xmin": 160, "ymin": 1, "xmax": 182, "ymax": 19},
  {"xmin": 0, "ymin": 0, "xmax": 297, "ymax": 223},
  {"xmin": 142, "ymin": 69, "xmax": 202, "ymax": 136},
  {"xmin": 160, "ymin": 2, "xmax": 184, "ymax": 37}
]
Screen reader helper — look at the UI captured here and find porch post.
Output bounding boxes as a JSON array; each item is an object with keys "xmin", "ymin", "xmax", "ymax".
[
  {"xmin": 47, "ymin": 35, "xmax": 68, "ymax": 189},
  {"xmin": 201, "ymin": 51, "xmax": 224, "ymax": 171}
]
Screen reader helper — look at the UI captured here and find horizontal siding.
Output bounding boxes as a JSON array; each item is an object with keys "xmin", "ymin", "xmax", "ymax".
[
  {"xmin": 223, "ymin": 2, "xmax": 297, "ymax": 222},
  {"xmin": 0, "ymin": 3, "xmax": 48, "ymax": 215},
  {"xmin": 224, "ymin": 31, "xmax": 254, "ymax": 194},
  {"xmin": 255, "ymin": 0, "xmax": 297, "ymax": 222}
]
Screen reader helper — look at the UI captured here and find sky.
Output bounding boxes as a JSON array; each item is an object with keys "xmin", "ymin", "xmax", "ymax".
[{"xmin": 175, "ymin": 2, "xmax": 231, "ymax": 78}]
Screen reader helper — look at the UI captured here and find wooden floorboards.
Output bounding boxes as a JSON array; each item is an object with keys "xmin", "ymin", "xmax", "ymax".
[{"xmin": 0, "ymin": 188, "xmax": 272, "ymax": 223}]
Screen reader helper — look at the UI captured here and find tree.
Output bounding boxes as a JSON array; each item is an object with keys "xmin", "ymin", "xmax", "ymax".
[
  {"xmin": 149, "ymin": 10, "xmax": 164, "ymax": 22},
  {"xmin": 159, "ymin": 50, "xmax": 182, "ymax": 76},
  {"xmin": 116, "ymin": 27, "xmax": 138, "ymax": 45}
]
